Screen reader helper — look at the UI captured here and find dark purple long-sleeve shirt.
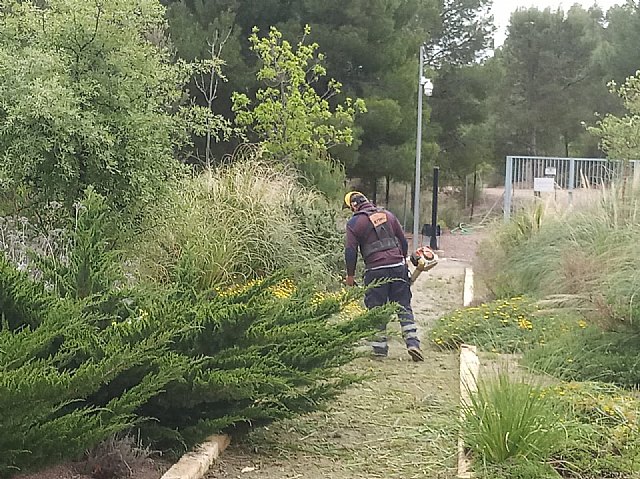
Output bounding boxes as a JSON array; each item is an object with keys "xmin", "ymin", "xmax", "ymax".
[{"xmin": 344, "ymin": 202, "xmax": 408, "ymax": 276}]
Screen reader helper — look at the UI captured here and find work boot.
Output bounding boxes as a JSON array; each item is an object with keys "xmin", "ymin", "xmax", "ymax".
[{"xmin": 407, "ymin": 346, "xmax": 424, "ymax": 362}]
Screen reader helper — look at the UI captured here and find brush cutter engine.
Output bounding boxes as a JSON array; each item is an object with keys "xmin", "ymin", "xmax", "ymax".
[{"xmin": 409, "ymin": 246, "xmax": 438, "ymax": 285}]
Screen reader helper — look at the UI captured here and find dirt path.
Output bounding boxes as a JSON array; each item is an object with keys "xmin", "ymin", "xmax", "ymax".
[{"xmin": 208, "ymin": 251, "xmax": 473, "ymax": 479}]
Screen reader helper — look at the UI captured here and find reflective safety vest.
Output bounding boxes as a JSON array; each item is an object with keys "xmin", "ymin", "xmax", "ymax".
[{"xmin": 354, "ymin": 207, "xmax": 400, "ymax": 260}]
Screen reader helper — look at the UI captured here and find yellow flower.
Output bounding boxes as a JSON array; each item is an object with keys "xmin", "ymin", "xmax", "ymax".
[
  {"xmin": 268, "ymin": 279, "xmax": 296, "ymax": 299},
  {"xmin": 518, "ymin": 318, "xmax": 533, "ymax": 330}
]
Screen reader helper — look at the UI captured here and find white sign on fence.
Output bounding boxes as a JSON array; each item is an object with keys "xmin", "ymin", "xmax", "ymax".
[
  {"xmin": 544, "ymin": 166, "xmax": 557, "ymax": 176},
  {"xmin": 533, "ymin": 177, "xmax": 555, "ymax": 192}
]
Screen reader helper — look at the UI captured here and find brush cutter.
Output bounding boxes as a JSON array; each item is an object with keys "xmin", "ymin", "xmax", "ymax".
[{"xmin": 409, "ymin": 246, "xmax": 438, "ymax": 285}]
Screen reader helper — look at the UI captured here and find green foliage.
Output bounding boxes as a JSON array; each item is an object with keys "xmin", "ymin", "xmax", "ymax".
[
  {"xmin": 165, "ymin": 0, "xmax": 496, "ymax": 184},
  {"xmin": 0, "ymin": 255, "xmax": 186, "ymax": 476},
  {"xmin": 478, "ymin": 187, "xmax": 640, "ymax": 332},
  {"xmin": 523, "ymin": 327, "xmax": 640, "ymax": 388},
  {"xmin": 491, "ymin": 5, "xmax": 609, "ymax": 158},
  {"xmin": 32, "ymin": 187, "xmax": 125, "ymax": 300},
  {"xmin": 469, "ymin": 379, "xmax": 640, "ymax": 478},
  {"xmin": 231, "ymin": 25, "xmax": 365, "ymax": 192},
  {"xmin": 431, "ymin": 63, "xmax": 498, "ymax": 182},
  {"xmin": 433, "ymin": 193, "xmax": 466, "ymax": 229},
  {"xmin": 592, "ymin": 74, "xmax": 640, "ymax": 160},
  {"xmin": 295, "ymin": 151, "xmax": 348, "ymax": 200},
  {"xmin": 0, "ymin": 188, "xmax": 389, "ymax": 473},
  {"xmin": 430, "ymin": 296, "xmax": 578, "ymax": 353},
  {"xmin": 137, "ymin": 280, "xmax": 387, "ymax": 448},
  {"xmin": 135, "ymin": 159, "xmax": 343, "ymax": 289},
  {"xmin": 0, "ymin": 0, "xmax": 188, "ymax": 216},
  {"xmin": 601, "ymin": 2, "xmax": 640, "ymax": 85},
  {"xmin": 475, "ymin": 188, "xmax": 640, "ymax": 392},
  {"xmin": 0, "ymin": 254, "xmax": 49, "ymax": 331},
  {"xmin": 463, "ymin": 373, "xmax": 565, "ymax": 467},
  {"xmin": 548, "ymin": 382, "xmax": 640, "ymax": 478}
]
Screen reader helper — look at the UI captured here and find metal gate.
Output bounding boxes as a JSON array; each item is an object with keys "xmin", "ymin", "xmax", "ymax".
[{"xmin": 504, "ymin": 156, "xmax": 640, "ymax": 221}]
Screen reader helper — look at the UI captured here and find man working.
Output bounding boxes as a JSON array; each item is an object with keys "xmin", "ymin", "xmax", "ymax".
[{"xmin": 343, "ymin": 191, "xmax": 424, "ymax": 362}]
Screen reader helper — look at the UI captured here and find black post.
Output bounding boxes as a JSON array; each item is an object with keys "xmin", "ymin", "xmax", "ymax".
[
  {"xmin": 430, "ymin": 167, "xmax": 439, "ymax": 250},
  {"xmin": 470, "ymin": 167, "xmax": 477, "ymax": 221}
]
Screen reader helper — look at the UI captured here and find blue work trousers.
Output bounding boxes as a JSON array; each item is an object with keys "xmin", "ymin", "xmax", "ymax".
[{"xmin": 363, "ymin": 264, "xmax": 420, "ymax": 354}]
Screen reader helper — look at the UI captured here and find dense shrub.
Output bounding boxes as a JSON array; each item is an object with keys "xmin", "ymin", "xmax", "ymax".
[
  {"xmin": 0, "ymin": 188, "xmax": 387, "ymax": 476},
  {"xmin": 0, "ymin": 256, "xmax": 183, "ymax": 475},
  {"xmin": 0, "ymin": 0, "xmax": 187, "ymax": 217}
]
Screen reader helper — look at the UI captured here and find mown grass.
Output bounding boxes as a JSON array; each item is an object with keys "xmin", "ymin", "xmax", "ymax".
[{"xmin": 212, "ymin": 348, "xmax": 461, "ymax": 479}]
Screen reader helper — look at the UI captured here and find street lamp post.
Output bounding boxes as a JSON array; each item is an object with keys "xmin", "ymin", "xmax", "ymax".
[{"xmin": 412, "ymin": 44, "xmax": 433, "ymax": 252}]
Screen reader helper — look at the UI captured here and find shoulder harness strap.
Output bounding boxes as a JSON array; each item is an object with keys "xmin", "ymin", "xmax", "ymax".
[{"xmin": 354, "ymin": 208, "xmax": 400, "ymax": 259}]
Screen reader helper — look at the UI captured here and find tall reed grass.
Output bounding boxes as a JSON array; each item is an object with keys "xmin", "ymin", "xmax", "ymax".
[
  {"xmin": 479, "ymin": 184, "xmax": 640, "ymax": 329},
  {"xmin": 136, "ymin": 160, "xmax": 343, "ymax": 289}
]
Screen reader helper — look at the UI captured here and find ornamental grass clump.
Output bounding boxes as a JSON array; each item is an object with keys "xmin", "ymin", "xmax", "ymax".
[
  {"xmin": 463, "ymin": 373, "xmax": 565, "ymax": 469},
  {"xmin": 136, "ymin": 160, "xmax": 344, "ymax": 290},
  {"xmin": 478, "ymin": 185, "xmax": 640, "ymax": 333},
  {"xmin": 523, "ymin": 327, "xmax": 640, "ymax": 387},
  {"xmin": 465, "ymin": 376, "xmax": 640, "ymax": 479}
]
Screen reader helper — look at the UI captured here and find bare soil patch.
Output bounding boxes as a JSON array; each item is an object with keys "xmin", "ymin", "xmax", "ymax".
[{"xmin": 12, "ymin": 455, "xmax": 170, "ymax": 479}]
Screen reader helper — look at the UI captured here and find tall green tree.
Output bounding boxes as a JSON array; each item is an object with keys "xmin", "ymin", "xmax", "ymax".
[
  {"xmin": 0, "ymin": 0, "xmax": 190, "ymax": 218},
  {"xmin": 163, "ymin": 0, "xmax": 250, "ymax": 164},
  {"xmin": 430, "ymin": 61, "xmax": 498, "ymax": 183},
  {"xmin": 592, "ymin": 73, "xmax": 640, "ymax": 160},
  {"xmin": 602, "ymin": 1, "xmax": 640, "ymax": 85},
  {"xmin": 425, "ymin": 0, "xmax": 494, "ymax": 67},
  {"xmin": 492, "ymin": 6, "xmax": 606, "ymax": 158},
  {"xmin": 231, "ymin": 26, "xmax": 365, "ymax": 196},
  {"xmin": 342, "ymin": 0, "xmax": 494, "ymax": 202},
  {"xmin": 163, "ymin": 0, "xmax": 495, "ymax": 202}
]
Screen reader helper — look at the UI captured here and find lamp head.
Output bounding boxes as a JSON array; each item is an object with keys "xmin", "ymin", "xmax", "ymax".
[{"xmin": 423, "ymin": 78, "xmax": 433, "ymax": 97}]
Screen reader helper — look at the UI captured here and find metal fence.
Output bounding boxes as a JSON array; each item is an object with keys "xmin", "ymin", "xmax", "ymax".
[{"xmin": 504, "ymin": 156, "xmax": 640, "ymax": 221}]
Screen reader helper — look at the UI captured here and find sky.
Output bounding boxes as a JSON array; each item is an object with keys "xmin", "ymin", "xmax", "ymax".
[{"xmin": 492, "ymin": 0, "xmax": 625, "ymax": 46}]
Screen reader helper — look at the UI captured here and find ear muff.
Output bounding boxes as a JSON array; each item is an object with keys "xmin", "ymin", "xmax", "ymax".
[{"xmin": 344, "ymin": 191, "xmax": 363, "ymax": 208}]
